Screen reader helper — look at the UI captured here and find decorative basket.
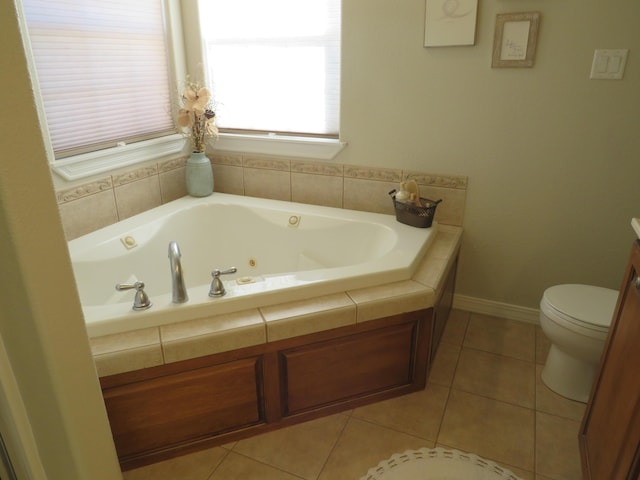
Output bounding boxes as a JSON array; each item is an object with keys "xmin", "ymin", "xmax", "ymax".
[{"xmin": 389, "ymin": 190, "xmax": 442, "ymax": 228}]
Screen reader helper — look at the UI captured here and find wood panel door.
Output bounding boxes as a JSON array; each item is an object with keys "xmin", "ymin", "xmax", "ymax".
[
  {"xmin": 103, "ymin": 357, "xmax": 264, "ymax": 459},
  {"xmin": 580, "ymin": 240, "xmax": 640, "ymax": 480}
]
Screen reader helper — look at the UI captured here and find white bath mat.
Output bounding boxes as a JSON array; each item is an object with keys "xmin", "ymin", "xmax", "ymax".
[{"xmin": 360, "ymin": 448, "xmax": 524, "ymax": 480}]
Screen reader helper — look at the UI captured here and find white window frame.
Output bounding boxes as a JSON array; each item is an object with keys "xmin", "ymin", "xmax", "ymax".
[
  {"xmin": 182, "ymin": 0, "xmax": 345, "ymax": 161},
  {"xmin": 20, "ymin": 0, "xmax": 345, "ymax": 183}
]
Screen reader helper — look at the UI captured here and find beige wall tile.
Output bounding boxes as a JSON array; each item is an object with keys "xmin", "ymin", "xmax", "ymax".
[
  {"xmin": 212, "ymin": 164, "xmax": 244, "ymax": 195},
  {"xmin": 159, "ymin": 166, "xmax": 187, "ymax": 203},
  {"xmin": 420, "ymin": 185, "xmax": 466, "ymax": 226},
  {"xmin": 347, "ymin": 280, "xmax": 434, "ymax": 323},
  {"xmin": 243, "ymin": 155, "xmax": 290, "ymax": 171},
  {"xmin": 211, "ymin": 152, "xmax": 243, "ymax": 166},
  {"xmin": 58, "ymin": 189, "xmax": 119, "ymax": 240},
  {"xmin": 343, "ymin": 177, "xmax": 396, "ymax": 214},
  {"xmin": 162, "ymin": 323, "xmax": 266, "ymax": 363},
  {"xmin": 291, "ymin": 172, "xmax": 343, "ymax": 208},
  {"xmin": 243, "ymin": 167, "xmax": 291, "ymax": 201},
  {"xmin": 261, "ymin": 293, "xmax": 356, "ymax": 341},
  {"xmin": 56, "ymin": 176, "xmax": 113, "ymax": 203},
  {"xmin": 344, "ymin": 165, "xmax": 402, "ymax": 182},
  {"xmin": 405, "ymin": 172, "xmax": 468, "ymax": 190},
  {"xmin": 89, "ymin": 327, "xmax": 160, "ymax": 356},
  {"xmin": 112, "ymin": 165, "xmax": 158, "ymax": 186},
  {"xmin": 93, "ymin": 345, "xmax": 164, "ymax": 377},
  {"xmin": 160, "ymin": 309, "xmax": 266, "ymax": 363},
  {"xmin": 114, "ymin": 174, "xmax": 162, "ymax": 220},
  {"xmin": 291, "ymin": 159, "xmax": 343, "ymax": 176}
]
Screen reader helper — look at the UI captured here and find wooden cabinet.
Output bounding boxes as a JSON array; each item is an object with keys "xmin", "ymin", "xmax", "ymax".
[
  {"xmin": 101, "ymin": 309, "xmax": 436, "ymax": 470},
  {"xmin": 580, "ymin": 240, "xmax": 640, "ymax": 479},
  {"xmin": 103, "ymin": 357, "xmax": 264, "ymax": 459},
  {"xmin": 281, "ymin": 317, "xmax": 421, "ymax": 415}
]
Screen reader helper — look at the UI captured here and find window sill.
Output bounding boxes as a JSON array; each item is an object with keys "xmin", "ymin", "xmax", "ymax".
[
  {"xmin": 51, "ymin": 134, "xmax": 186, "ymax": 181},
  {"xmin": 211, "ymin": 133, "xmax": 347, "ymax": 161}
]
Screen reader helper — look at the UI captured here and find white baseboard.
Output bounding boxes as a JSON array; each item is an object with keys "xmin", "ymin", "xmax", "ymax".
[{"xmin": 453, "ymin": 294, "xmax": 540, "ymax": 324}]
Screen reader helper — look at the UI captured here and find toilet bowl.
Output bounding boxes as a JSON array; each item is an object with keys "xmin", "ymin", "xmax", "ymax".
[{"xmin": 539, "ymin": 284, "xmax": 618, "ymax": 403}]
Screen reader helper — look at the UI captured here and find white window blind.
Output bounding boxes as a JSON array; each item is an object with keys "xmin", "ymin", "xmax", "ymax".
[
  {"xmin": 198, "ymin": 0, "xmax": 341, "ymax": 137},
  {"xmin": 22, "ymin": 0, "xmax": 174, "ymax": 158}
]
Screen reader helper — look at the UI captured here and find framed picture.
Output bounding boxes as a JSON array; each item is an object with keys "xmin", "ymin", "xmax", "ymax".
[
  {"xmin": 491, "ymin": 12, "xmax": 541, "ymax": 68},
  {"xmin": 424, "ymin": 0, "xmax": 478, "ymax": 47}
]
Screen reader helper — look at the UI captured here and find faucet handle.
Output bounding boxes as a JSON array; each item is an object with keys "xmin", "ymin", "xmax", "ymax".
[
  {"xmin": 116, "ymin": 281, "xmax": 152, "ymax": 311},
  {"xmin": 209, "ymin": 267, "xmax": 237, "ymax": 297}
]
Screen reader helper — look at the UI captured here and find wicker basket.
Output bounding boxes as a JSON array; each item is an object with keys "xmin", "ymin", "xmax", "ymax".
[{"xmin": 389, "ymin": 190, "xmax": 442, "ymax": 228}]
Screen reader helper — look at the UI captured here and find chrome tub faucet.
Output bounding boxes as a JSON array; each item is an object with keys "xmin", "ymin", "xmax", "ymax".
[{"xmin": 168, "ymin": 241, "xmax": 188, "ymax": 303}]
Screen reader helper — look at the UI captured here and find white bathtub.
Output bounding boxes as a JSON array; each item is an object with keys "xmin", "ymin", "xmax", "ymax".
[{"xmin": 68, "ymin": 194, "xmax": 438, "ymax": 337}]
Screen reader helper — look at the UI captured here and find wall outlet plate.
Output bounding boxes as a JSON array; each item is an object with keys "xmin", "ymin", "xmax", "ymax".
[{"xmin": 590, "ymin": 49, "xmax": 629, "ymax": 80}]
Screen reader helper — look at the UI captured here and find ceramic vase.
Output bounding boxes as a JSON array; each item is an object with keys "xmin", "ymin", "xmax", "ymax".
[{"xmin": 186, "ymin": 151, "xmax": 213, "ymax": 197}]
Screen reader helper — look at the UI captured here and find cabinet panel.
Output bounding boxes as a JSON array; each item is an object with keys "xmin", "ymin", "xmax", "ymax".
[
  {"xmin": 281, "ymin": 321, "xmax": 418, "ymax": 415},
  {"xmin": 580, "ymin": 241, "xmax": 640, "ymax": 479},
  {"xmin": 103, "ymin": 357, "xmax": 263, "ymax": 458}
]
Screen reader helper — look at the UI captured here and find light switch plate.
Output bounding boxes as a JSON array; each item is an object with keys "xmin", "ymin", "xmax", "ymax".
[{"xmin": 590, "ymin": 49, "xmax": 629, "ymax": 80}]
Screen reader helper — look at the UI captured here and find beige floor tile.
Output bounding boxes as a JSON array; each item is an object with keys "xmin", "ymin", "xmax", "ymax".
[
  {"xmin": 232, "ymin": 413, "xmax": 348, "ymax": 480},
  {"xmin": 122, "ymin": 446, "xmax": 227, "ymax": 480},
  {"xmin": 464, "ymin": 314, "xmax": 536, "ymax": 362},
  {"xmin": 318, "ymin": 417, "xmax": 434, "ymax": 480},
  {"xmin": 440, "ymin": 309, "xmax": 470, "ymax": 346},
  {"xmin": 453, "ymin": 348, "xmax": 535, "ymax": 408},
  {"xmin": 209, "ymin": 451, "xmax": 300, "ymax": 480},
  {"xmin": 536, "ymin": 326, "xmax": 551, "ymax": 365},
  {"xmin": 535, "ymin": 412, "xmax": 583, "ymax": 480},
  {"xmin": 352, "ymin": 383, "xmax": 449, "ymax": 441},
  {"xmin": 535, "ymin": 365, "xmax": 586, "ymax": 422},
  {"xmin": 438, "ymin": 389, "xmax": 535, "ymax": 471},
  {"xmin": 429, "ymin": 342, "xmax": 461, "ymax": 387}
]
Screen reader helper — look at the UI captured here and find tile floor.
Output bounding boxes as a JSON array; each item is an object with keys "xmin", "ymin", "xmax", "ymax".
[{"xmin": 122, "ymin": 310, "xmax": 586, "ymax": 480}]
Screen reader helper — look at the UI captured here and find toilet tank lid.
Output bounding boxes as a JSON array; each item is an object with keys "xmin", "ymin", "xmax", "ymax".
[{"xmin": 543, "ymin": 284, "xmax": 619, "ymax": 328}]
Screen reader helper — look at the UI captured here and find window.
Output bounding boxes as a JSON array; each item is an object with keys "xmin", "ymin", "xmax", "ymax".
[
  {"xmin": 19, "ymin": 0, "xmax": 344, "ymax": 181},
  {"xmin": 198, "ymin": 0, "xmax": 341, "ymax": 138},
  {"xmin": 22, "ymin": 0, "xmax": 175, "ymax": 159}
]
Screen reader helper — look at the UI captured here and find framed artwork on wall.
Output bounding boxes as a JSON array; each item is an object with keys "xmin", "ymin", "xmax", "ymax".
[
  {"xmin": 491, "ymin": 12, "xmax": 541, "ymax": 68},
  {"xmin": 424, "ymin": 0, "xmax": 479, "ymax": 47}
]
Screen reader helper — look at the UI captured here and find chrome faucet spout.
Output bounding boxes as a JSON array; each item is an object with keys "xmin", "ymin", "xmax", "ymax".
[{"xmin": 168, "ymin": 241, "xmax": 188, "ymax": 303}]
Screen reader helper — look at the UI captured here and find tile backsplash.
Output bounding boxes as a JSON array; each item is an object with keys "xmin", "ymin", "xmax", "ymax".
[{"xmin": 56, "ymin": 152, "xmax": 468, "ymax": 240}]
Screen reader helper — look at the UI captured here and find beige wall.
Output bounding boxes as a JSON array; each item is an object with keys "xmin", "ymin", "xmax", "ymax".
[
  {"xmin": 54, "ymin": 0, "xmax": 639, "ymax": 310},
  {"xmin": 0, "ymin": 1, "xmax": 121, "ymax": 478},
  {"xmin": 337, "ymin": 0, "xmax": 640, "ymax": 307}
]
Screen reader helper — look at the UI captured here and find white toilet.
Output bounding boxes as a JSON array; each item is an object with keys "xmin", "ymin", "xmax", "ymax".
[{"xmin": 539, "ymin": 284, "xmax": 618, "ymax": 403}]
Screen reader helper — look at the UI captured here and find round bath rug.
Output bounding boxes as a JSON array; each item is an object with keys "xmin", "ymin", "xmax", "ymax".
[{"xmin": 360, "ymin": 448, "xmax": 524, "ymax": 480}]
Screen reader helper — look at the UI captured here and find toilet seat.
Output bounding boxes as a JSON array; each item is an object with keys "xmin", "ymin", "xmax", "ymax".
[{"xmin": 542, "ymin": 284, "xmax": 617, "ymax": 333}]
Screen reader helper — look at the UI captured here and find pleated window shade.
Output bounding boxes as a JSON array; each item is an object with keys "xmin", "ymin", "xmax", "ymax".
[
  {"xmin": 198, "ymin": 0, "xmax": 341, "ymax": 137},
  {"xmin": 22, "ymin": 0, "xmax": 175, "ymax": 159}
]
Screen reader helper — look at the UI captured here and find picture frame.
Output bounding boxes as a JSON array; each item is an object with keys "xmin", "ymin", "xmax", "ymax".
[
  {"xmin": 424, "ymin": 0, "xmax": 478, "ymax": 47},
  {"xmin": 491, "ymin": 12, "xmax": 541, "ymax": 68}
]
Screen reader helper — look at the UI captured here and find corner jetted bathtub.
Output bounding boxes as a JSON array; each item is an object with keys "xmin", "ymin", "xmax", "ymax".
[{"xmin": 68, "ymin": 193, "xmax": 438, "ymax": 337}]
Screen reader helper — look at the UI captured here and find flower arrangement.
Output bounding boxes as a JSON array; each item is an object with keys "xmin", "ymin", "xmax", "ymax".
[{"xmin": 177, "ymin": 78, "xmax": 218, "ymax": 153}]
